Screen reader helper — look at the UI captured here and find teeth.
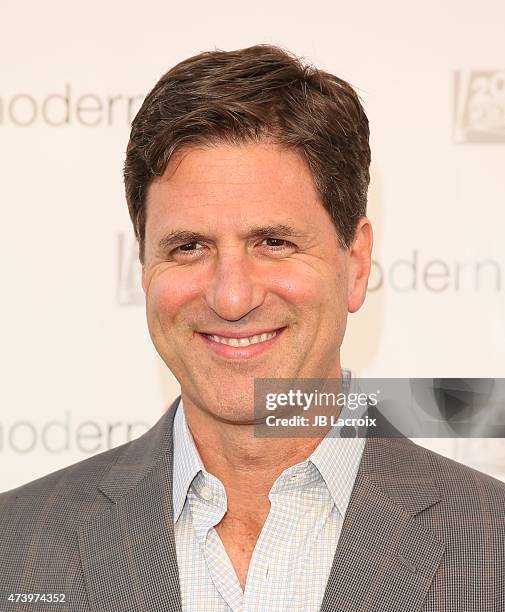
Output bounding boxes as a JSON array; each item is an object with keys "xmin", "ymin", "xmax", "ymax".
[{"xmin": 207, "ymin": 330, "xmax": 278, "ymax": 347}]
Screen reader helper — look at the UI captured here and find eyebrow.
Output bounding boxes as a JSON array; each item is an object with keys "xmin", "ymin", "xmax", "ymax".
[{"xmin": 156, "ymin": 224, "xmax": 307, "ymax": 252}]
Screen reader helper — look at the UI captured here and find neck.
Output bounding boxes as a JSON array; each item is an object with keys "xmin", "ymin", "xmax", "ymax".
[
  {"xmin": 181, "ymin": 402, "xmax": 338, "ymax": 508},
  {"xmin": 180, "ymin": 364, "xmax": 344, "ymax": 510}
]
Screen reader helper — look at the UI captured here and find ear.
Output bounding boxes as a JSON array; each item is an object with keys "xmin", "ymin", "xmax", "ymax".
[{"xmin": 347, "ymin": 217, "xmax": 373, "ymax": 313}]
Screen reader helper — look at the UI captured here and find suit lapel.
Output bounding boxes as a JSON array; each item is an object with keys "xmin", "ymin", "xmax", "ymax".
[
  {"xmin": 78, "ymin": 396, "xmax": 446, "ymax": 612},
  {"xmin": 320, "ymin": 411, "xmax": 446, "ymax": 612},
  {"xmin": 78, "ymin": 397, "xmax": 183, "ymax": 612}
]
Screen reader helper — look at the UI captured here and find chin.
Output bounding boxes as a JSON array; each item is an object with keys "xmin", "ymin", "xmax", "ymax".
[{"xmin": 211, "ymin": 412, "xmax": 256, "ymax": 426}]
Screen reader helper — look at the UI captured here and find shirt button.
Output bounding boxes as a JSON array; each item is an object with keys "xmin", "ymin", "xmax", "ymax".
[{"xmin": 200, "ymin": 486, "xmax": 212, "ymax": 500}]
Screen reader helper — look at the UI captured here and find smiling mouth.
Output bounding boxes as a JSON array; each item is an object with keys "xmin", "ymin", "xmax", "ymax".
[
  {"xmin": 199, "ymin": 326, "xmax": 286, "ymax": 347},
  {"xmin": 204, "ymin": 330, "xmax": 278, "ymax": 347}
]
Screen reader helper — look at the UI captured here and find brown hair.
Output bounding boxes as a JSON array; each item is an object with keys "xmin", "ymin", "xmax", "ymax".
[{"xmin": 124, "ymin": 44, "xmax": 371, "ymax": 264}]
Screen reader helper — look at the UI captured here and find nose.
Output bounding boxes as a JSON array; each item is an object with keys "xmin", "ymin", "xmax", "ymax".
[{"xmin": 204, "ymin": 250, "xmax": 266, "ymax": 321}]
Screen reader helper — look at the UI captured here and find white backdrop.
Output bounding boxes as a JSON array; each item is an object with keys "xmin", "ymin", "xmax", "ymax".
[{"xmin": 1, "ymin": 0, "xmax": 504, "ymax": 491}]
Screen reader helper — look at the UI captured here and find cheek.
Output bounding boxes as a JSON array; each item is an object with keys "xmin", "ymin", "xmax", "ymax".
[
  {"xmin": 268, "ymin": 263, "xmax": 344, "ymax": 309},
  {"xmin": 146, "ymin": 268, "xmax": 201, "ymax": 322}
]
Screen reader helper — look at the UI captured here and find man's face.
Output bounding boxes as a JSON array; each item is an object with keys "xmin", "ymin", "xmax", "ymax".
[{"xmin": 142, "ymin": 141, "xmax": 372, "ymax": 423}]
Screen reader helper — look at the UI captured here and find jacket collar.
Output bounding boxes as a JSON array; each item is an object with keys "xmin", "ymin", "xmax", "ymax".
[{"xmin": 79, "ymin": 397, "xmax": 444, "ymax": 612}]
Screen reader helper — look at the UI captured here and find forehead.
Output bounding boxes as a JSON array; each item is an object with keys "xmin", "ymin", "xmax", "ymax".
[{"xmin": 146, "ymin": 141, "xmax": 322, "ymax": 221}]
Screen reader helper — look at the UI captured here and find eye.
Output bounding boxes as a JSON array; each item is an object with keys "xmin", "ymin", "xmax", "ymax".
[
  {"xmin": 173, "ymin": 242, "xmax": 205, "ymax": 256},
  {"xmin": 261, "ymin": 238, "xmax": 294, "ymax": 251},
  {"xmin": 171, "ymin": 238, "xmax": 295, "ymax": 258}
]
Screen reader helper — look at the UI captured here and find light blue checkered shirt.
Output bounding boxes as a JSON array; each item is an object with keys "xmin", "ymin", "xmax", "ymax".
[{"xmin": 172, "ymin": 370, "xmax": 366, "ymax": 611}]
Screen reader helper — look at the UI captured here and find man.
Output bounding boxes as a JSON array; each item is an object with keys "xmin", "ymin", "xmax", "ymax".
[{"xmin": 1, "ymin": 44, "xmax": 504, "ymax": 612}]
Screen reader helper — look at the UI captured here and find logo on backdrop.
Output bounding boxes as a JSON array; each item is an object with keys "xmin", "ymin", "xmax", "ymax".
[
  {"xmin": 0, "ymin": 412, "xmax": 150, "ymax": 454},
  {"xmin": 453, "ymin": 70, "xmax": 505, "ymax": 143},
  {"xmin": 117, "ymin": 233, "xmax": 143, "ymax": 305},
  {"xmin": 0, "ymin": 84, "xmax": 144, "ymax": 127},
  {"xmin": 369, "ymin": 251, "xmax": 502, "ymax": 293}
]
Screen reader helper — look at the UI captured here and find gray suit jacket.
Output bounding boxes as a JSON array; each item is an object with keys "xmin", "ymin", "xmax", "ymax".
[{"xmin": 1, "ymin": 396, "xmax": 504, "ymax": 611}]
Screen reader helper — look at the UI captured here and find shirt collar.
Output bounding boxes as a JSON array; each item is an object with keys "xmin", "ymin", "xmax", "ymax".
[
  {"xmin": 172, "ymin": 397, "xmax": 204, "ymax": 523},
  {"xmin": 172, "ymin": 369, "xmax": 365, "ymax": 521},
  {"xmin": 303, "ymin": 369, "xmax": 365, "ymax": 515}
]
